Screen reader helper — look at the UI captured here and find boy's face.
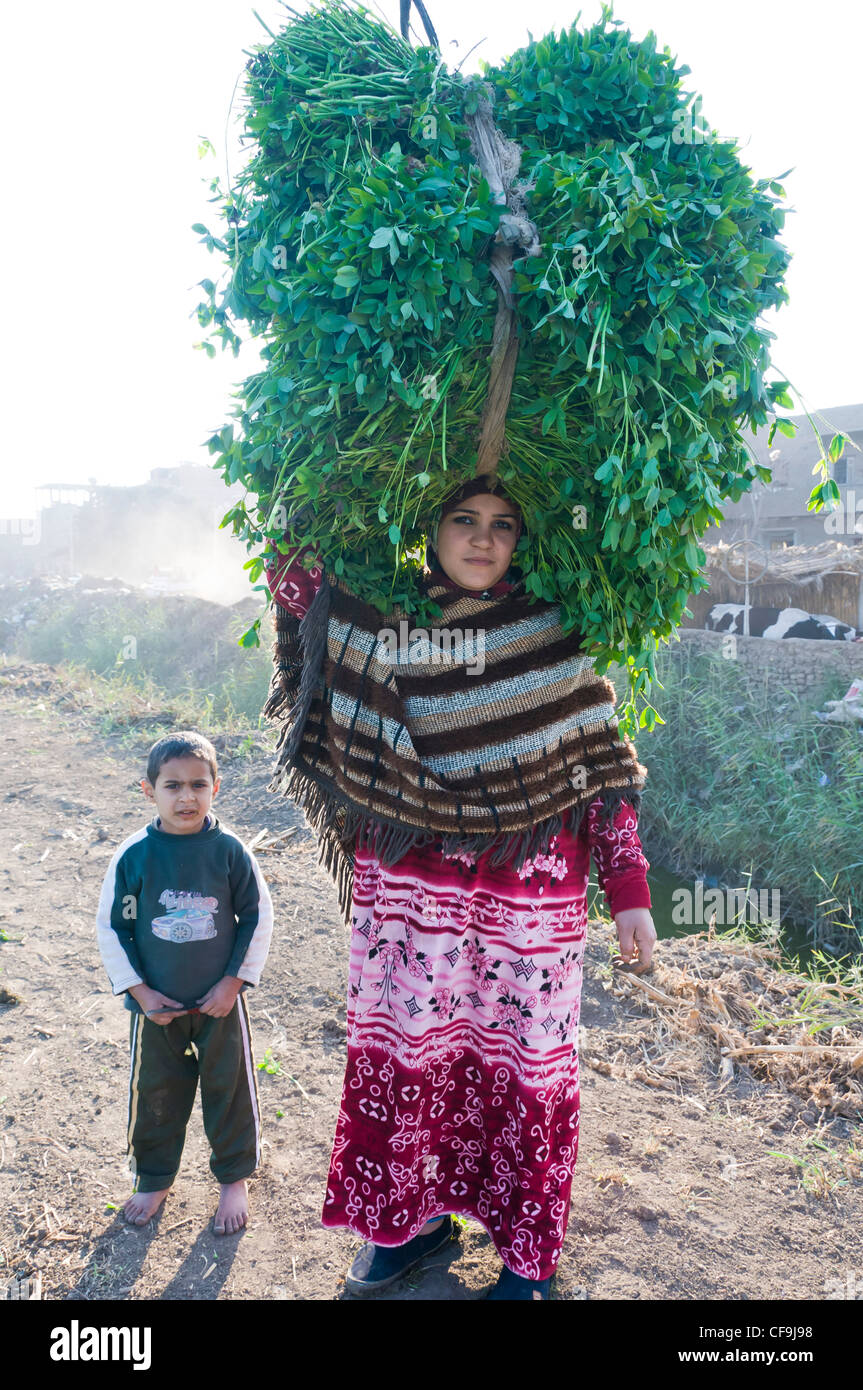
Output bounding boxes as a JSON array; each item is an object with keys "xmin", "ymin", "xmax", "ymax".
[{"xmin": 141, "ymin": 756, "xmax": 220, "ymax": 835}]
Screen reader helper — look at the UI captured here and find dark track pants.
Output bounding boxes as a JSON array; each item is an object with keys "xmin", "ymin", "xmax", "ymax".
[{"xmin": 126, "ymin": 997, "xmax": 261, "ymax": 1193}]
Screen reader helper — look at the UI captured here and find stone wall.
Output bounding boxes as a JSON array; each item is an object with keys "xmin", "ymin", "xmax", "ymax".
[{"xmin": 653, "ymin": 627, "xmax": 862, "ymax": 700}]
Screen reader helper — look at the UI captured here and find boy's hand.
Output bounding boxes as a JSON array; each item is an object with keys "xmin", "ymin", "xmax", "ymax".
[
  {"xmin": 613, "ymin": 907, "xmax": 657, "ymax": 976},
  {"xmin": 197, "ymin": 976, "xmax": 243, "ymax": 1018},
  {"xmin": 128, "ymin": 984, "xmax": 187, "ymax": 1025}
]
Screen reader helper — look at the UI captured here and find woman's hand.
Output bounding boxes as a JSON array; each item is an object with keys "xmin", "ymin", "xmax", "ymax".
[{"xmin": 612, "ymin": 907, "xmax": 657, "ymax": 975}]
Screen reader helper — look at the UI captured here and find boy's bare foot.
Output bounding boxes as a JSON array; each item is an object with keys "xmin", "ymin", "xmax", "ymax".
[
  {"xmin": 214, "ymin": 1179, "xmax": 248, "ymax": 1235},
  {"xmin": 123, "ymin": 1188, "xmax": 169, "ymax": 1225}
]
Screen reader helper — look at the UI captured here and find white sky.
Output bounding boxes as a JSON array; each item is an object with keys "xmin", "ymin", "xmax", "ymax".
[{"xmin": 1, "ymin": 0, "xmax": 860, "ymax": 522}]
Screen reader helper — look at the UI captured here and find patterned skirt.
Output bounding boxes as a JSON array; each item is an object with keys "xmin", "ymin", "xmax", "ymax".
[{"xmin": 321, "ymin": 823, "xmax": 592, "ymax": 1280}]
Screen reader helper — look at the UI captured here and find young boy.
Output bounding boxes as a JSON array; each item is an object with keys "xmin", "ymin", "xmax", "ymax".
[{"xmin": 96, "ymin": 731, "xmax": 274, "ymax": 1234}]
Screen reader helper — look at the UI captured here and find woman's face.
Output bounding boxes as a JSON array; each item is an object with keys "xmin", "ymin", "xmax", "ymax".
[{"xmin": 434, "ymin": 492, "xmax": 521, "ymax": 590}]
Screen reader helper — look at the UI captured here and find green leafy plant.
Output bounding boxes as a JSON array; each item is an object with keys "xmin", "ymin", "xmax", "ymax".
[
  {"xmin": 195, "ymin": 0, "xmax": 830, "ymax": 732},
  {"xmin": 257, "ymin": 1046, "xmax": 282, "ymax": 1075}
]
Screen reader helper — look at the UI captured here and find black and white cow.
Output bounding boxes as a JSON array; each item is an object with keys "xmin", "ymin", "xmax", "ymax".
[
  {"xmin": 810, "ymin": 614, "xmax": 859, "ymax": 641},
  {"xmin": 705, "ymin": 604, "xmax": 859, "ymax": 640}
]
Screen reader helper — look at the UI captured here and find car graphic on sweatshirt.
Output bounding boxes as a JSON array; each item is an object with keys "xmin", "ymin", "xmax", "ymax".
[{"xmin": 150, "ymin": 890, "xmax": 219, "ymax": 943}]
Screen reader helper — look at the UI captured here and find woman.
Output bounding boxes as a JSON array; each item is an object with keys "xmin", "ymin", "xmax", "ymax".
[{"xmin": 265, "ymin": 475, "xmax": 656, "ymax": 1300}]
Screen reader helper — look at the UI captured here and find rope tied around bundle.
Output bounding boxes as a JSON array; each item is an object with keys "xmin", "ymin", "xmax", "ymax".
[{"xmin": 400, "ymin": 2, "xmax": 539, "ymax": 476}]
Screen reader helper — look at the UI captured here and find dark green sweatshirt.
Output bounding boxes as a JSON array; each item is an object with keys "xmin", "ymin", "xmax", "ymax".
[{"xmin": 96, "ymin": 815, "xmax": 274, "ymax": 1013}]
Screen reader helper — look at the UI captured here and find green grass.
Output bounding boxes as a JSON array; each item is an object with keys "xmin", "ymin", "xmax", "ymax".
[
  {"xmin": 4, "ymin": 593, "xmax": 274, "ymax": 725},
  {"xmin": 767, "ymin": 1140, "xmax": 859, "ymax": 1201},
  {"xmin": 613, "ymin": 641, "xmax": 863, "ymax": 956}
]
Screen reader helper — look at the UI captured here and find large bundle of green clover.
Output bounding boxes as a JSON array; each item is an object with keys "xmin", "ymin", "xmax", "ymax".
[{"xmin": 195, "ymin": 0, "xmax": 792, "ymax": 730}]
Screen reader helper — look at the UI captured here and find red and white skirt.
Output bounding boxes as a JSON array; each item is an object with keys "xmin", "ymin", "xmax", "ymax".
[{"xmin": 321, "ymin": 822, "xmax": 593, "ymax": 1280}]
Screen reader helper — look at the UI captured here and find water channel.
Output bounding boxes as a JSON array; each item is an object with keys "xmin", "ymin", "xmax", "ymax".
[{"xmin": 587, "ymin": 863, "xmax": 824, "ymax": 967}]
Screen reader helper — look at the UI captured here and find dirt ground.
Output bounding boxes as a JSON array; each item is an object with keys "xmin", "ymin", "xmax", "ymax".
[{"xmin": 1, "ymin": 659, "xmax": 861, "ymax": 1302}]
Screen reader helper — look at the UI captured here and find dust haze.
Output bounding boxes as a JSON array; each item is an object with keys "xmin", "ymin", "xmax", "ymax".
[{"xmin": 0, "ymin": 464, "xmax": 255, "ymax": 606}]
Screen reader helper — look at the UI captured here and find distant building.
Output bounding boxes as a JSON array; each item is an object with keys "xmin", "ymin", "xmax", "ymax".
[
  {"xmin": 0, "ymin": 465, "xmax": 248, "ymax": 602},
  {"xmin": 711, "ymin": 402, "xmax": 863, "ymax": 550}
]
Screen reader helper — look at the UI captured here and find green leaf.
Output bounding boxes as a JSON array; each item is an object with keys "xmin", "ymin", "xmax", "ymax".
[
  {"xmin": 828, "ymin": 433, "xmax": 847, "ymax": 463},
  {"xmin": 388, "ymin": 523, "xmax": 401, "ymax": 545},
  {"xmin": 369, "ymin": 227, "xmax": 394, "ymax": 249},
  {"xmin": 316, "ymin": 311, "xmax": 346, "ymax": 333}
]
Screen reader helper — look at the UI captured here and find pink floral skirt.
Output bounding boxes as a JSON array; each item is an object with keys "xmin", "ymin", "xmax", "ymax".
[{"xmin": 321, "ymin": 824, "xmax": 592, "ymax": 1279}]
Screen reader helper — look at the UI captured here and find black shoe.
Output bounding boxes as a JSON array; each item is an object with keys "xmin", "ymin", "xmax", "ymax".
[
  {"xmin": 486, "ymin": 1265, "xmax": 552, "ymax": 1300},
  {"xmin": 344, "ymin": 1216, "xmax": 458, "ymax": 1295}
]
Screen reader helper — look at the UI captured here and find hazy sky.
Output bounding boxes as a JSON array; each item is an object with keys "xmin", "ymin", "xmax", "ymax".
[{"xmin": 2, "ymin": 0, "xmax": 860, "ymax": 522}]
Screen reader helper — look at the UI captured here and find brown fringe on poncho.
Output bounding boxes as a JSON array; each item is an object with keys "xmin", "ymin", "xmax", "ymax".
[{"xmin": 264, "ymin": 569, "xmax": 648, "ymax": 922}]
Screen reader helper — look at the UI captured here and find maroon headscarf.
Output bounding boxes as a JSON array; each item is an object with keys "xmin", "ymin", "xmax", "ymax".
[{"xmin": 425, "ymin": 476, "xmax": 524, "ymax": 589}]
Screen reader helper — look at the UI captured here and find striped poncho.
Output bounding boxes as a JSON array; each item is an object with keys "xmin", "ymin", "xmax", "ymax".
[{"xmin": 264, "ymin": 560, "xmax": 647, "ymax": 921}]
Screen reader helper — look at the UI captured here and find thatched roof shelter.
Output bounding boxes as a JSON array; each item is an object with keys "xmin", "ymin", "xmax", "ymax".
[{"xmin": 684, "ymin": 540, "xmax": 863, "ymax": 630}]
